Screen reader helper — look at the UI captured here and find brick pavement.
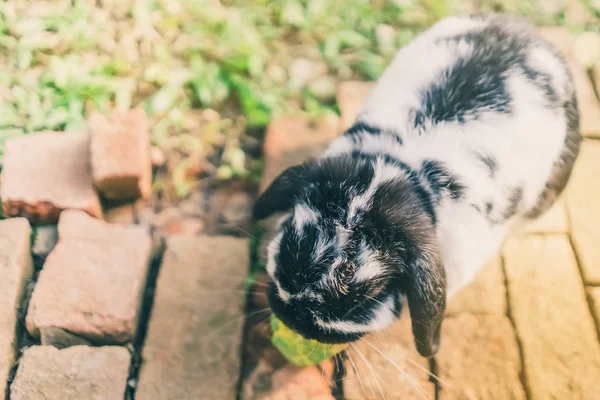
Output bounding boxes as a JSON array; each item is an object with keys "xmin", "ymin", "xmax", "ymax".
[{"xmin": 0, "ymin": 26, "xmax": 599, "ymax": 400}]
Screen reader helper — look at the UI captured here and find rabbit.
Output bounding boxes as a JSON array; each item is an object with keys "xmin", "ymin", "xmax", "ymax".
[{"xmin": 252, "ymin": 14, "xmax": 581, "ymax": 358}]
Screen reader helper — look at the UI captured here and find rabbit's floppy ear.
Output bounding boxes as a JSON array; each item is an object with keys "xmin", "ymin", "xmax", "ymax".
[
  {"xmin": 406, "ymin": 253, "xmax": 446, "ymax": 358},
  {"xmin": 253, "ymin": 161, "xmax": 314, "ymax": 220}
]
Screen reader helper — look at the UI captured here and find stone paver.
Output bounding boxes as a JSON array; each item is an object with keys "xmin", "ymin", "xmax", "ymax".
[
  {"xmin": 569, "ymin": 60, "xmax": 600, "ymax": 137},
  {"xmin": 522, "ymin": 199, "xmax": 569, "ymax": 234},
  {"xmin": 26, "ymin": 210, "xmax": 152, "ymax": 345},
  {"xmin": 90, "ymin": 109, "xmax": 152, "ymax": 200},
  {"xmin": 9, "ymin": 346, "xmax": 130, "ymax": 400},
  {"xmin": 538, "ymin": 27, "xmax": 575, "ymax": 58},
  {"xmin": 336, "ymin": 81, "xmax": 374, "ymax": 132},
  {"xmin": 504, "ymin": 235, "xmax": 600, "ymax": 399},
  {"xmin": 136, "ymin": 235, "xmax": 248, "ymax": 400},
  {"xmin": 588, "ymin": 287, "xmax": 600, "ymax": 340},
  {"xmin": 446, "ymin": 257, "xmax": 505, "ymax": 315},
  {"xmin": 539, "ymin": 27, "xmax": 600, "ymax": 137},
  {"xmin": 260, "ymin": 114, "xmax": 340, "ymax": 193},
  {"xmin": 0, "ymin": 218, "xmax": 33, "ymax": 395},
  {"xmin": 265, "ymin": 363, "xmax": 334, "ymax": 400},
  {"xmin": 0, "ymin": 131, "xmax": 102, "ymax": 224},
  {"xmin": 437, "ymin": 314, "xmax": 525, "ymax": 400},
  {"xmin": 566, "ymin": 141, "xmax": 600, "ymax": 284},
  {"xmin": 344, "ymin": 318, "xmax": 435, "ymax": 400}
]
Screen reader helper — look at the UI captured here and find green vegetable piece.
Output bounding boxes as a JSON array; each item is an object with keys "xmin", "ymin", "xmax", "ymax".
[{"xmin": 270, "ymin": 314, "xmax": 347, "ymax": 366}]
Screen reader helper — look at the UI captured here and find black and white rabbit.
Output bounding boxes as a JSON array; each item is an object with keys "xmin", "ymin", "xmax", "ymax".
[{"xmin": 253, "ymin": 14, "xmax": 581, "ymax": 358}]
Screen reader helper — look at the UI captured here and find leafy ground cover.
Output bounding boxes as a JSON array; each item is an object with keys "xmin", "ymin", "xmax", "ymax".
[{"xmin": 0, "ymin": 0, "xmax": 598, "ymax": 199}]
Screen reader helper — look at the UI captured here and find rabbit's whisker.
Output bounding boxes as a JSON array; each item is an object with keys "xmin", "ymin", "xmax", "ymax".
[
  {"xmin": 347, "ymin": 351, "xmax": 373, "ymax": 400},
  {"xmin": 351, "ymin": 343, "xmax": 386, "ymax": 400},
  {"xmin": 363, "ymin": 340, "xmax": 427, "ymax": 400}
]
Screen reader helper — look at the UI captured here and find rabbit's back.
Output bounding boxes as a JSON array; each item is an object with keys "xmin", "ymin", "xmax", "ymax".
[{"xmin": 325, "ymin": 14, "xmax": 580, "ymax": 294}]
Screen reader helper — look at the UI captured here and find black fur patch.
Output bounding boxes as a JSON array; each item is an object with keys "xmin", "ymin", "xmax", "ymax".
[
  {"xmin": 415, "ymin": 22, "xmax": 559, "ymax": 128},
  {"xmin": 352, "ymin": 151, "xmax": 437, "ymax": 224},
  {"xmin": 474, "ymin": 151, "xmax": 498, "ymax": 178},
  {"xmin": 420, "ymin": 160, "xmax": 465, "ymax": 200},
  {"xmin": 344, "ymin": 122, "xmax": 381, "ymax": 145},
  {"xmin": 345, "ymin": 122, "xmax": 404, "ymax": 146},
  {"xmin": 503, "ymin": 186, "xmax": 523, "ymax": 220},
  {"xmin": 521, "ymin": 64, "xmax": 560, "ymax": 109},
  {"xmin": 477, "ymin": 187, "xmax": 523, "ymax": 224},
  {"xmin": 526, "ymin": 89, "xmax": 581, "ymax": 218}
]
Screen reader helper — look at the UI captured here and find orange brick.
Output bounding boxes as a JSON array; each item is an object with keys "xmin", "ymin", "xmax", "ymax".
[
  {"xmin": 260, "ymin": 114, "xmax": 340, "ymax": 193},
  {"xmin": 569, "ymin": 60, "xmax": 600, "ymax": 138},
  {"xmin": 504, "ymin": 235, "xmax": 600, "ymax": 399},
  {"xmin": 566, "ymin": 141, "xmax": 600, "ymax": 284},
  {"xmin": 344, "ymin": 318, "xmax": 435, "ymax": 400},
  {"xmin": 337, "ymin": 81, "xmax": 374, "ymax": 132},
  {"xmin": 437, "ymin": 314, "xmax": 525, "ymax": 400},
  {"xmin": 539, "ymin": 27, "xmax": 600, "ymax": 137},
  {"xmin": 538, "ymin": 27, "xmax": 575, "ymax": 59},
  {"xmin": 446, "ymin": 257, "xmax": 505, "ymax": 315},
  {"xmin": 522, "ymin": 199, "xmax": 569, "ymax": 234},
  {"xmin": 90, "ymin": 109, "xmax": 152, "ymax": 200},
  {"xmin": 587, "ymin": 287, "xmax": 600, "ymax": 340}
]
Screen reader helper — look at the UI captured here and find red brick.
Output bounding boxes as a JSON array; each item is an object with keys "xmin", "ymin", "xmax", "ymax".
[
  {"xmin": 0, "ymin": 131, "xmax": 102, "ymax": 224},
  {"xmin": 136, "ymin": 235, "xmax": 248, "ymax": 399},
  {"xmin": 261, "ymin": 114, "xmax": 340, "ymax": 193},
  {"xmin": 504, "ymin": 235, "xmax": 600, "ymax": 399},
  {"xmin": 336, "ymin": 81, "xmax": 374, "ymax": 132},
  {"xmin": 566, "ymin": 141, "xmax": 600, "ymax": 284},
  {"xmin": 437, "ymin": 314, "xmax": 525, "ymax": 400},
  {"xmin": 90, "ymin": 109, "xmax": 152, "ymax": 200},
  {"xmin": 344, "ymin": 318, "xmax": 435, "ymax": 400},
  {"xmin": 0, "ymin": 218, "xmax": 33, "ymax": 395},
  {"xmin": 446, "ymin": 257, "xmax": 505, "ymax": 315},
  {"xmin": 10, "ymin": 346, "xmax": 130, "ymax": 400},
  {"xmin": 26, "ymin": 210, "xmax": 152, "ymax": 344}
]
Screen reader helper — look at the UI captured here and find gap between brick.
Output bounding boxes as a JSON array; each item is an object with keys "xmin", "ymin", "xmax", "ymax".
[
  {"xmin": 587, "ymin": 68, "xmax": 599, "ymax": 100},
  {"xmin": 125, "ymin": 233, "xmax": 166, "ymax": 400},
  {"xmin": 561, "ymin": 202, "xmax": 600, "ymax": 345},
  {"xmin": 566, "ymin": 236, "xmax": 600, "ymax": 345},
  {"xmin": 430, "ymin": 357, "xmax": 440, "ymax": 400},
  {"xmin": 500, "ymin": 255, "xmax": 532, "ymax": 400}
]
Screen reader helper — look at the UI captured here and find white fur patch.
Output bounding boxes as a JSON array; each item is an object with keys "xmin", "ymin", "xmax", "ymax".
[
  {"xmin": 347, "ymin": 157, "xmax": 400, "ymax": 220},
  {"xmin": 294, "ymin": 203, "xmax": 319, "ymax": 233},
  {"xmin": 314, "ymin": 296, "xmax": 396, "ymax": 333},
  {"xmin": 266, "ymin": 231, "xmax": 283, "ymax": 279},
  {"xmin": 277, "ymin": 285, "xmax": 291, "ymax": 302},
  {"xmin": 353, "ymin": 242, "xmax": 384, "ymax": 282},
  {"xmin": 314, "ymin": 235, "xmax": 332, "ymax": 262}
]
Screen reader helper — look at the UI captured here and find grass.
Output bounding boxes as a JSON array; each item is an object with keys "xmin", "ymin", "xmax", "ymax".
[{"xmin": 0, "ymin": 0, "xmax": 599, "ymax": 198}]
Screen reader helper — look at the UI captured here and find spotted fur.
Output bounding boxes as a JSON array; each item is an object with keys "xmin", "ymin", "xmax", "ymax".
[{"xmin": 254, "ymin": 14, "xmax": 580, "ymax": 358}]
